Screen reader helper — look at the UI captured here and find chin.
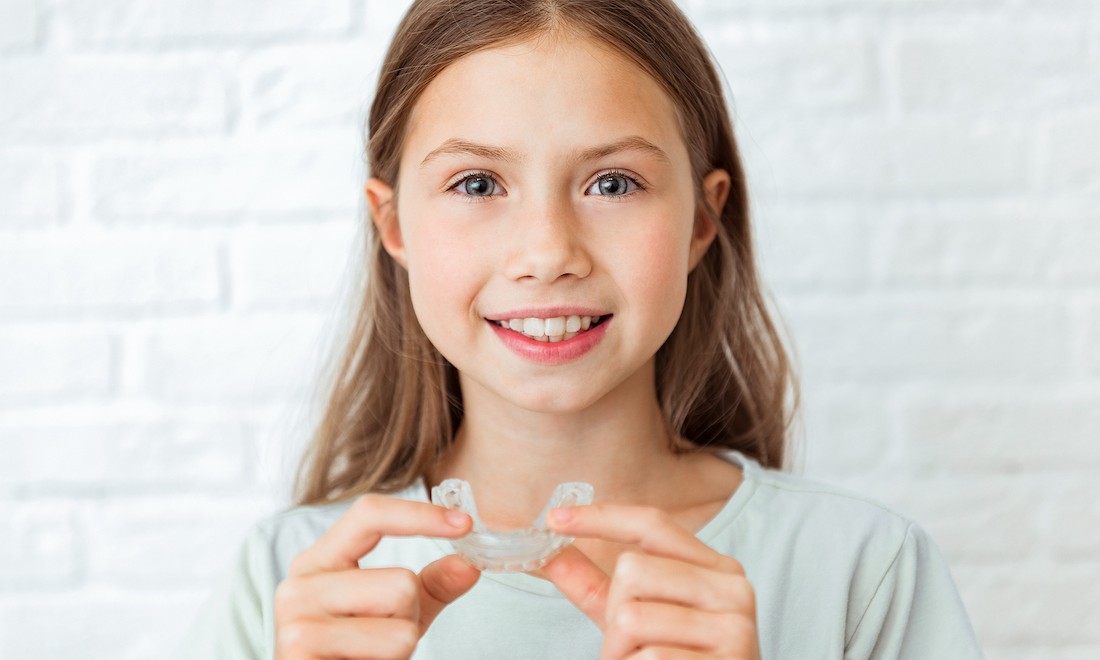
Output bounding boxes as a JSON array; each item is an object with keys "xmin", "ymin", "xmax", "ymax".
[{"xmin": 507, "ymin": 384, "xmax": 605, "ymax": 415}]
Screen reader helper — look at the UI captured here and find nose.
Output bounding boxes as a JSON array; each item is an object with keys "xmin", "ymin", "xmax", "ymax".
[{"xmin": 503, "ymin": 192, "xmax": 592, "ymax": 283}]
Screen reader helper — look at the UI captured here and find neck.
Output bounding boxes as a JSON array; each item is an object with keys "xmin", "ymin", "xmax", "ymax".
[{"xmin": 427, "ymin": 360, "xmax": 691, "ymax": 529}]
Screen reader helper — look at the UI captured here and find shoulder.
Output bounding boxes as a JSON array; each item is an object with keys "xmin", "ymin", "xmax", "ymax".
[
  {"xmin": 722, "ymin": 454, "xmax": 982, "ymax": 655},
  {"xmin": 722, "ymin": 453, "xmax": 920, "ymax": 606},
  {"xmin": 733, "ymin": 452, "xmax": 917, "ymax": 553}
]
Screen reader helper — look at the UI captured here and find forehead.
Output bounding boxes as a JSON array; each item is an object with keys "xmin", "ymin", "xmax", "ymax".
[{"xmin": 401, "ymin": 32, "xmax": 688, "ymax": 166}]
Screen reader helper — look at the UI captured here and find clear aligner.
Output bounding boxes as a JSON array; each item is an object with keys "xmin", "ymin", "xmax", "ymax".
[{"xmin": 430, "ymin": 479, "xmax": 594, "ymax": 572}]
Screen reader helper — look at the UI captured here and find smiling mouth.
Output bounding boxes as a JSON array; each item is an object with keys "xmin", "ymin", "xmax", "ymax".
[{"xmin": 490, "ymin": 314, "xmax": 610, "ymax": 342}]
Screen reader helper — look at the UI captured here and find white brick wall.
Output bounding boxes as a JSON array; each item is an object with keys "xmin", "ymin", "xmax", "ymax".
[{"xmin": 1, "ymin": 0, "xmax": 1097, "ymax": 657}]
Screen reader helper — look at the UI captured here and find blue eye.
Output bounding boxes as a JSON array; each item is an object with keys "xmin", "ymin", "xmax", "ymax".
[
  {"xmin": 449, "ymin": 172, "xmax": 502, "ymax": 199},
  {"xmin": 587, "ymin": 172, "xmax": 643, "ymax": 197}
]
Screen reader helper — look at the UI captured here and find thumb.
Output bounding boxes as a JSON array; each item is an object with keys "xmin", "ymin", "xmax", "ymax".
[{"xmin": 417, "ymin": 554, "xmax": 481, "ymax": 633}]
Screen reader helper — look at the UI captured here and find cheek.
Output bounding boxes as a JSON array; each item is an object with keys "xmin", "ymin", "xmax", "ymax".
[
  {"xmin": 618, "ymin": 213, "xmax": 693, "ymax": 311},
  {"xmin": 404, "ymin": 225, "xmax": 484, "ymax": 333}
]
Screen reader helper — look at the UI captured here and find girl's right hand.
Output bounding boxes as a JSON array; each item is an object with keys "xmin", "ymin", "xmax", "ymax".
[{"xmin": 274, "ymin": 495, "xmax": 479, "ymax": 660}]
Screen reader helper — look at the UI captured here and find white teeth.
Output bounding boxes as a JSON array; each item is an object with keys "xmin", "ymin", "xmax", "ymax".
[
  {"xmin": 522, "ymin": 317, "xmax": 545, "ymax": 337},
  {"xmin": 495, "ymin": 314, "xmax": 602, "ymax": 341},
  {"xmin": 544, "ymin": 317, "xmax": 565, "ymax": 336}
]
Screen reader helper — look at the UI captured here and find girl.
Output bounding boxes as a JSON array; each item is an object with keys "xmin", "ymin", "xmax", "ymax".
[{"xmin": 182, "ymin": 0, "xmax": 983, "ymax": 658}]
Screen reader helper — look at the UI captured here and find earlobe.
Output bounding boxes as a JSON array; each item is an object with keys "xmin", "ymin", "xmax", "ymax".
[
  {"xmin": 689, "ymin": 169, "xmax": 730, "ymax": 270},
  {"xmin": 365, "ymin": 177, "xmax": 406, "ymax": 267}
]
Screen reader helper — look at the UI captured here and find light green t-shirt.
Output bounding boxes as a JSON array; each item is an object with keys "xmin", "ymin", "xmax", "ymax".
[{"xmin": 179, "ymin": 452, "xmax": 984, "ymax": 659}]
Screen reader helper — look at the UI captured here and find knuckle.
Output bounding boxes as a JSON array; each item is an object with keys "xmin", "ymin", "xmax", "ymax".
[
  {"xmin": 273, "ymin": 578, "xmax": 303, "ymax": 617},
  {"xmin": 612, "ymin": 551, "xmax": 645, "ymax": 587},
  {"xmin": 286, "ymin": 550, "xmax": 310, "ymax": 578},
  {"xmin": 391, "ymin": 618, "xmax": 420, "ymax": 655},
  {"xmin": 275, "ymin": 619, "xmax": 315, "ymax": 653},
  {"xmin": 390, "ymin": 568, "xmax": 420, "ymax": 606},
  {"xmin": 633, "ymin": 648, "xmax": 669, "ymax": 660},
  {"xmin": 720, "ymin": 554, "xmax": 745, "ymax": 575},
  {"xmin": 734, "ymin": 575, "xmax": 757, "ymax": 612},
  {"xmin": 722, "ymin": 611, "xmax": 760, "ymax": 652},
  {"xmin": 353, "ymin": 493, "xmax": 384, "ymax": 515},
  {"xmin": 612, "ymin": 601, "xmax": 645, "ymax": 634},
  {"xmin": 640, "ymin": 505, "xmax": 669, "ymax": 527}
]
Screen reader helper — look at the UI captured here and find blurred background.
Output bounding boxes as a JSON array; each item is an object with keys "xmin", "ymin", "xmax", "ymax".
[{"xmin": 1, "ymin": 0, "xmax": 1097, "ymax": 657}]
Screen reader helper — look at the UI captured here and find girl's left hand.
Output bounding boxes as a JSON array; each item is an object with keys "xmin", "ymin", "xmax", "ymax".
[{"xmin": 541, "ymin": 504, "xmax": 761, "ymax": 660}]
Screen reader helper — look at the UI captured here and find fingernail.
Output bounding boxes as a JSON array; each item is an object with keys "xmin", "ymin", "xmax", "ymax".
[
  {"xmin": 549, "ymin": 507, "xmax": 573, "ymax": 524},
  {"xmin": 445, "ymin": 511, "xmax": 468, "ymax": 527}
]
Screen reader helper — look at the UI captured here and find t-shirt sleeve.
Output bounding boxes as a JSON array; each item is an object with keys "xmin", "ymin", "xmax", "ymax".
[
  {"xmin": 844, "ymin": 522, "xmax": 985, "ymax": 659},
  {"xmin": 176, "ymin": 523, "xmax": 280, "ymax": 660}
]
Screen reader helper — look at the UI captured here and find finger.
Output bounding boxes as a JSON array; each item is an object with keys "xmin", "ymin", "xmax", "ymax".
[
  {"xmin": 605, "ymin": 551, "xmax": 754, "ymax": 618},
  {"xmin": 277, "ymin": 616, "xmax": 419, "ymax": 660},
  {"xmin": 602, "ymin": 602, "xmax": 751, "ymax": 660},
  {"xmin": 276, "ymin": 567, "xmax": 420, "ymax": 620},
  {"xmin": 622, "ymin": 648, "xmax": 711, "ymax": 660},
  {"xmin": 289, "ymin": 496, "xmax": 472, "ymax": 577},
  {"xmin": 417, "ymin": 554, "xmax": 482, "ymax": 633},
  {"xmin": 539, "ymin": 544, "xmax": 612, "ymax": 630},
  {"xmin": 548, "ymin": 504, "xmax": 732, "ymax": 569}
]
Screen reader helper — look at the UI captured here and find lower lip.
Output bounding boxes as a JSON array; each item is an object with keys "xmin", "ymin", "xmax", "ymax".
[{"xmin": 489, "ymin": 316, "xmax": 612, "ymax": 365}]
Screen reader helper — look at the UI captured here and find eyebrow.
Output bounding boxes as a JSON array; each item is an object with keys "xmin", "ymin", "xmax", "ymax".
[{"xmin": 419, "ymin": 135, "xmax": 671, "ymax": 168}]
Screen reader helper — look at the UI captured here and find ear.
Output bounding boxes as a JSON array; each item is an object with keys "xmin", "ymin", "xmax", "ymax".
[
  {"xmin": 365, "ymin": 177, "xmax": 407, "ymax": 268},
  {"xmin": 688, "ymin": 169, "xmax": 730, "ymax": 270}
]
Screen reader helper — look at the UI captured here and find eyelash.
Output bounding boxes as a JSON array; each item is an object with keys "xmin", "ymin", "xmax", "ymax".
[{"xmin": 444, "ymin": 169, "xmax": 647, "ymax": 202}]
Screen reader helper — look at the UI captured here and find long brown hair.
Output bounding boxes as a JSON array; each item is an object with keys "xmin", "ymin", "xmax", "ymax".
[{"xmin": 293, "ymin": 0, "xmax": 800, "ymax": 506}]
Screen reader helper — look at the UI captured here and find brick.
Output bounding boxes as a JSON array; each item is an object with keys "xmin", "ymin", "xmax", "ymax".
[
  {"xmin": 0, "ymin": 151, "xmax": 63, "ymax": 224},
  {"xmin": 871, "ymin": 202, "xmax": 1054, "ymax": 288},
  {"xmin": 84, "ymin": 495, "xmax": 273, "ymax": 586},
  {"xmin": 984, "ymin": 647, "xmax": 1100, "ymax": 660},
  {"xmin": 754, "ymin": 202, "xmax": 869, "ymax": 293},
  {"xmin": 0, "ymin": 229, "xmax": 222, "ymax": 316},
  {"xmin": 860, "ymin": 475, "xmax": 1042, "ymax": 564},
  {"xmin": 0, "ymin": 329, "xmax": 113, "ymax": 402},
  {"xmin": 56, "ymin": 0, "xmax": 353, "ymax": 44},
  {"xmin": 92, "ymin": 140, "xmax": 360, "ymax": 221},
  {"xmin": 0, "ymin": 56, "xmax": 226, "ymax": 143},
  {"xmin": 899, "ymin": 390, "xmax": 1100, "ymax": 472},
  {"xmin": 754, "ymin": 118, "xmax": 1028, "ymax": 197},
  {"xmin": 1048, "ymin": 212, "xmax": 1100, "ymax": 285},
  {"xmin": 0, "ymin": 419, "xmax": 250, "ymax": 490},
  {"xmin": 953, "ymin": 564, "xmax": 1100, "ymax": 645},
  {"xmin": 229, "ymin": 221, "xmax": 358, "ymax": 309},
  {"xmin": 1043, "ymin": 110, "xmax": 1100, "ymax": 194},
  {"xmin": 796, "ymin": 385, "xmax": 891, "ymax": 476},
  {"xmin": 0, "ymin": 500, "xmax": 79, "ymax": 588},
  {"xmin": 1083, "ymin": 301, "xmax": 1100, "ymax": 375},
  {"xmin": 144, "ymin": 313, "xmax": 330, "ymax": 403},
  {"xmin": 0, "ymin": 590, "xmax": 206, "ymax": 659},
  {"xmin": 240, "ymin": 43, "xmax": 375, "ymax": 130},
  {"xmin": 783, "ymin": 296, "xmax": 1069, "ymax": 382},
  {"xmin": 896, "ymin": 26, "xmax": 1097, "ymax": 113},
  {"xmin": 1047, "ymin": 477, "xmax": 1100, "ymax": 561},
  {"xmin": 703, "ymin": 26, "xmax": 878, "ymax": 119},
  {"xmin": 0, "ymin": 0, "xmax": 36, "ymax": 49}
]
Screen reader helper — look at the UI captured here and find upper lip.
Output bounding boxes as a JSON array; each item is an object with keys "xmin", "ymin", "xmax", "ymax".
[{"xmin": 485, "ymin": 307, "xmax": 611, "ymax": 320}]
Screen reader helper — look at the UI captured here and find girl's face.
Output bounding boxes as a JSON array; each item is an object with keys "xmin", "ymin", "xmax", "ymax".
[{"xmin": 368, "ymin": 32, "xmax": 728, "ymax": 413}]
